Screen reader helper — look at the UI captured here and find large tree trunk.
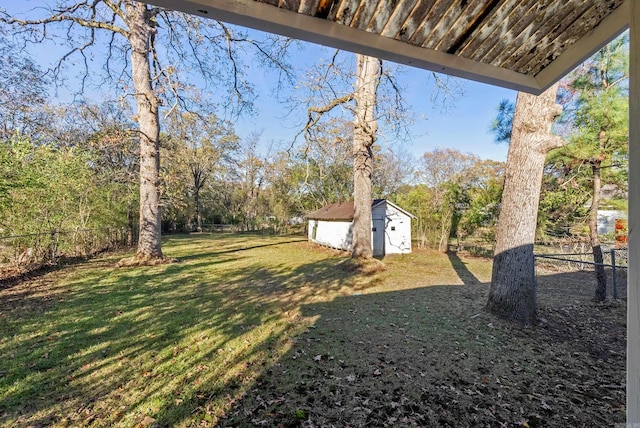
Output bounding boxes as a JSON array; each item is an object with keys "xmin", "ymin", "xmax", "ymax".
[
  {"xmin": 351, "ymin": 54, "xmax": 379, "ymax": 259},
  {"xmin": 127, "ymin": 2, "xmax": 163, "ymax": 259},
  {"xmin": 486, "ymin": 83, "xmax": 564, "ymax": 323},
  {"xmin": 127, "ymin": 201, "xmax": 136, "ymax": 246},
  {"xmin": 590, "ymin": 161, "xmax": 607, "ymax": 300}
]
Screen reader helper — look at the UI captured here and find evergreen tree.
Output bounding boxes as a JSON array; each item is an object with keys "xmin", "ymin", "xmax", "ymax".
[{"xmin": 553, "ymin": 34, "xmax": 629, "ymax": 300}]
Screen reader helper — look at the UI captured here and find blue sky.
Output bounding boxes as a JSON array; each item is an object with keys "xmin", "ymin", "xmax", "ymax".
[
  {"xmin": 235, "ymin": 41, "xmax": 516, "ymax": 161},
  {"xmin": 3, "ymin": 0, "xmax": 517, "ymax": 162}
]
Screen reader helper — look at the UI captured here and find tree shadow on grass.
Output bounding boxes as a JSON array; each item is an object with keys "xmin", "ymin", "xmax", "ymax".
[
  {"xmin": 446, "ymin": 250, "xmax": 482, "ymax": 286},
  {"xmin": 223, "ymin": 270, "xmax": 626, "ymax": 427},
  {"xmin": 1, "ymin": 235, "xmax": 625, "ymax": 427},
  {"xmin": 0, "ymin": 234, "xmax": 379, "ymax": 427},
  {"xmin": 166, "ymin": 233, "xmax": 307, "ymax": 262}
]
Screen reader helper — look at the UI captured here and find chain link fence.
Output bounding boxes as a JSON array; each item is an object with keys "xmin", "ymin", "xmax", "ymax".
[
  {"xmin": 451, "ymin": 239, "xmax": 628, "ymax": 300},
  {"xmin": 534, "ymin": 245, "xmax": 628, "ymax": 300}
]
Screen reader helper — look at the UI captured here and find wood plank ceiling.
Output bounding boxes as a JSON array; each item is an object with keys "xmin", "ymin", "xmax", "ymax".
[
  {"xmin": 145, "ymin": 0, "xmax": 629, "ymax": 93},
  {"xmin": 271, "ymin": 0, "xmax": 624, "ymax": 76}
]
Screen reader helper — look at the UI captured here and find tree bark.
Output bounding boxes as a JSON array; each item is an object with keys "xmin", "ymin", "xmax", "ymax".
[
  {"xmin": 127, "ymin": 201, "xmax": 136, "ymax": 246},
  {"xmin": 487, "ymin": 83, "xmax": 564, "ymax": 323},
  {"xmin": 194, "ymin": 186, "xmax": 202, "ymax": 232},
  {"xmin": 193, "ymin": 168, "xmax": 204, "ymax": 232},
  {"xmin": 590, "ymin": 161, "xmax": 607, "ymax": 300},
  {"xmin": 438, "ymin": 206, "xmax": 453, "ymax": 253},
  {"xmin": 351, "ymin": 54, "xmax": 379, "ymax": 259},
  {"xmin": 127, "ymin": 2, "xmax": 163, "ymax": 259}
]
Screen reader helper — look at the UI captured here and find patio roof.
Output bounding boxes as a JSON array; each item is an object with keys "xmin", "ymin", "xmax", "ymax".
[{"xmin": 145, "ymin": 0, "xmax": 629, "ymax": 94}]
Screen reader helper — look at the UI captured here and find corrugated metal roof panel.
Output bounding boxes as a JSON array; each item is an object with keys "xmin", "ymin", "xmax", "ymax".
[{"xmin": 266, "ymin": 0, "xmax": 625, "ymax": 77}]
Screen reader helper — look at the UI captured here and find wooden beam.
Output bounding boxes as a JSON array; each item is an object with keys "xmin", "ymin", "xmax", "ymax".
[
  {"xmin": 629, "ymin": 0, "xmax": 640, "ymax": 423},
  {"xmin": 145, "ymin": 0, "xmax": 542, "ymax": 93},
  {"xmin": 535, "ymin": 0, "xmax": 630, "ymax": 92}
]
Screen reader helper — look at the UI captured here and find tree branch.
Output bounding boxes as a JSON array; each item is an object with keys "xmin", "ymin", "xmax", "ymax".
[
  {"xmin": 102, "ymin": 0, "xmax": 127, "ymax": 23},
  {"xmin": 294, "ymin": 93, "xmax": 355, "ymax": 148},
  {"xmin": 1, "ymin": 11, "xmax": 129, "ymax": 38}
]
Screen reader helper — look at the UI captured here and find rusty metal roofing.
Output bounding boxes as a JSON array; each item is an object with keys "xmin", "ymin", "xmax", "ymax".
[{"xmin": 146, "ymin": 0, "xmax": 629, "ymax": 94}]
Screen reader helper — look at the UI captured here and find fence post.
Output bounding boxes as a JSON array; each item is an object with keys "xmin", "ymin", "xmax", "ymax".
[{"xmin": 611, "ymin": 248, "xmax": 618, "ymax": 300}]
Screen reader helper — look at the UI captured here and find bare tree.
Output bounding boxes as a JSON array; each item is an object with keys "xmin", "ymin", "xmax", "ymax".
[
  {"xmin": 351, "ymin": 54, "xmax": 379, "ymax": 258},
  {"xmin": 1, "ymin": 1, "xmax": 291, "ymax": 261},
  {"xmin": 418, "ymin": 148, "xmax": 480, "ymax": 252},
  {"xmin": 486, "ymin": 83, "xmax": 564, "ymax": 323},
  {"xmin": 293, "ymin": 50, "xmax": 423, "ymax": 258},
  {"xmin": 233, "ymin": 132, "xmax": 269, "ymax": 231},
  {"xmin": 0, "ymin": 35, "xmax": 49, "ymax": 139},
  {"xmin": 163, "ymin": 111, "xmax": 239, "ymax": 232}
]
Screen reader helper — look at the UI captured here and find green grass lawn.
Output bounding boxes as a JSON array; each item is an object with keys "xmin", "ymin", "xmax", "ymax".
[
  {"xmin": 0, "ymin": 234, "xmax": 429, "ymax": 427},
  {"xmin": 0, "ymin": 234, "xmax": 625, "ymax": 427},
  {"xmin": 0, "ymin": 234, "xmax": 339, "ymax": 426}
]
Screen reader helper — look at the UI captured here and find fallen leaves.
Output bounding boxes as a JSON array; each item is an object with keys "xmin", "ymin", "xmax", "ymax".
[{"xmin": 221, "ymin": 279, "xmax": 626, "ymax": 427}]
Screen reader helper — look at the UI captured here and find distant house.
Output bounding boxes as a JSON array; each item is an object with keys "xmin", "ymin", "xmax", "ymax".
[
  {"xmin": 598, "ymin": 209, "xmax": 627, "ymax": 234},
  {"xmin": 306, "ymin": 199, "xmax": 414, "ymax": 257}
]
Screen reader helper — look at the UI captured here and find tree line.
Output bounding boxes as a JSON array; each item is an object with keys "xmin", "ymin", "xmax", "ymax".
[{"xmin": 0, "ymin": 86, "xmax": 502, "ymax": 250}]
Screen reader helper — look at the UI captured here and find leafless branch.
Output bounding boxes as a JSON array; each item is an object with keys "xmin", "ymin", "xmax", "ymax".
[{"xmin": 1, "ymin": 9, "xmax": 129, "ymax": 38}]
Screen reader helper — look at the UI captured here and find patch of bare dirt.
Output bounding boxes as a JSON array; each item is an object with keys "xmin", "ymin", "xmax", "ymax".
[
  {"xmin": 115, "ymin": 255, "xmax": 179, "ymax": 268},
  {"xmin": 337, "ymin": 257, "xmax": 387, "ymax": 276}
]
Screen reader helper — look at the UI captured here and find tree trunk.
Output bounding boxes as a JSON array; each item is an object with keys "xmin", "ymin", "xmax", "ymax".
[
  {"xmin": 590, "ymin": 161, "xmax": 607, "ymax": 300},
  {"xmin": 127, "ymin": 2, "xmax": 162, "ymax": 259},
  {"xmin": 194, "ymin": 187, "xmax": 202, "ymax": 232},
  {"xmin": 487, "ymin": 83, "xmax": 564, "ymax": 323},
  {"xmin": 127, "ymin": 201, "xmax": 136, "ymax": 246},
  {"xmin": 438, "ymin": 206, "xmax": 453, "ymax": 253},
  {"xmin": 351, "ymin": 54, "xmax": 379, "ymax": 259}
]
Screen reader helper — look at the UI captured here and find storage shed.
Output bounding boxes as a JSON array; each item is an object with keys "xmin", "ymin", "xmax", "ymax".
[{"xmin": 307, "ymin": 199, "xmax": 414, "ymax": 257}]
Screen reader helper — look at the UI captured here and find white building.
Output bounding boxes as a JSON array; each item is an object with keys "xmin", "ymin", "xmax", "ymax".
[
  {"xmin": 307, "ymin": 199, "xmax": 414, "ymax": 257},
  {"xmin": 598, "ymin": 209, "xmax": 628, "ymax": 234}
]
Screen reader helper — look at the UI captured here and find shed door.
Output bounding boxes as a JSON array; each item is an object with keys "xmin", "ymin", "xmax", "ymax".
[{"xmin": 372, "ymin": 219, "xmax": 385, "ymax": 256}]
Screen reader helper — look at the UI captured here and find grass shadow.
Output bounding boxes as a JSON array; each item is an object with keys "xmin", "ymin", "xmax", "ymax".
[
  {"xmin": 223, "ymin": 269, "xmax": 625, "ymax": 427},
  {"xmin": 165, "ymin": 234, "xmax": 307, "ymax": 262},
  {"xmin": 1, "ymin": 237, "xmax": 624, "ymax": 427},
  {"xmin": 446, "ymin": 250, "xmax": 482, "ymax": 285},
  {"xmin": 0, "ymin": 234, "xmax": 374, "ymax": 427}
]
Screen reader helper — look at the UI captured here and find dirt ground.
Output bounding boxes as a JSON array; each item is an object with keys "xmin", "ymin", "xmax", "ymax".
[{"xmin": 221, "ymin": 263, "xmax": 626, "ymax": 427}]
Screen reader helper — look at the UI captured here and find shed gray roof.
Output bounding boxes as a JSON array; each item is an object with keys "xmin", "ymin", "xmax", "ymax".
[{"xmin": 307, "ymin": 199, "xmax": 414, "ymax": 220}]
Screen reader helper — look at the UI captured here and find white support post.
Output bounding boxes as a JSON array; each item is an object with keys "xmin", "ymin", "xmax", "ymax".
[{"xmin": 629, "ymin": 0, "xmax": 640, "ymax": 423}]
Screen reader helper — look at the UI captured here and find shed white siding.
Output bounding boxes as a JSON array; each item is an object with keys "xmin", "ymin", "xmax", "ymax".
[
  {"xmin": 307, "ymin": 199, "xmax": 413, "ymax": 256},
  {"xmin": 308, "ymin": 219, "xmax": 354, "ymax": 251},
  {"xmin": 374, "ymin": 201, "xmax": 412, "ymax": 255}
]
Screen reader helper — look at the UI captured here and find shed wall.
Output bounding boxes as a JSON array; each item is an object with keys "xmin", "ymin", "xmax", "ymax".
[
  {"xmin": 308, "ymin": 219, "xmax": 354, "ymax": 251},
  {"xmin": 381, "ymin": 204, "xmax": 412, "ymax": 254},
  {"xmin": 308, "ymin": 200, "xmax": 413, "ymax": 255}
]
